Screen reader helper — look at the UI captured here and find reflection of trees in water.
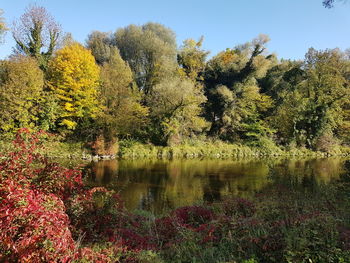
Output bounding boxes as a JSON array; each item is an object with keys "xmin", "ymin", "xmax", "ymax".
[
  {"xmin": 267, "ymin": 158, "xmax": 346, "ymax": 194},
  {"xmin": 84, "ymin": 157, "xmax": 348, "ymax": 214},
  {"xmin": 85, "ymin": 160, "xmax": 119, "ymax": 185}
]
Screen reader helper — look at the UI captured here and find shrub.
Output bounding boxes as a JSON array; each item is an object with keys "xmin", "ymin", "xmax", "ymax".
[{"xmin": 0, "ymin": 179, "xmax": 75, "ymax": 262}]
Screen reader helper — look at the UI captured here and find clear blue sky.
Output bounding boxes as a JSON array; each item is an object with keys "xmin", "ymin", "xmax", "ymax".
[{"xmin": 0, "ymin": 0, "xmax": 349, "ymax": 60}]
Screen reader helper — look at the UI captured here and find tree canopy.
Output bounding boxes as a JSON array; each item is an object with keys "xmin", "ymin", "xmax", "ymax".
[
  {"xmin": 0, "ymin": 55, "xmax": 44, "ymax": 133},
  {"xmin": 47, "ymin": 43, "xmax": 101, "ymax": 131},
  {"xmin": 113, "ymin": 22, "xmax": 178, "ymax": 95},
  {"xmin": 0, "ymin": 5, "xmax": 350, "ymax": 152}
]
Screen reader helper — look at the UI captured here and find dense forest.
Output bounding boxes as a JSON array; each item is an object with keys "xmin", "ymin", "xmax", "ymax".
[{"xmin": 0, "ymin": 4, "xmax": 349, "ymax": 156}]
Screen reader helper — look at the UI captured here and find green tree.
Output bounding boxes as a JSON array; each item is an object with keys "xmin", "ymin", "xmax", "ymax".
[
  {"xmin": 301, "ymin": 48, "xmax": 349, "ymax": 149},
  {"xmin": 0, "ymin": 55, "xmax": 44, "ymax": 133},
  {"xmin": 204, "ymin": 35, "xmax": 276, "ymax": 142},
  {"xmin": 177, "ymin": 37, "xmax": 209, "ymax": 82},
  {"xmin": 86, "ymin": 31, "xmax": 112, "ymax": 65},
  {"xmin": 148, "ymin": 76, "xmax": 208, "ymax": 145},
  {"xmin": 113, "ymin": 22, "xmax": 178, "ymax": 95},
  {"xmin": 47, "ymin": 43, "xmax": 101, "ymax": 131},
  {"xmin": 99, "ymin": 48, "xmax": 148, "ymax": 138},
  {"xmin": 271, "ymin": 48, "xmax": 350, "ymax": 150},
  {"xmin": 12, "ymin": 5, "xmax": 61, "ymax": 70},
  {"xmin": 259, "ymin": 60, "xmax": 306, "ymax": 145}
]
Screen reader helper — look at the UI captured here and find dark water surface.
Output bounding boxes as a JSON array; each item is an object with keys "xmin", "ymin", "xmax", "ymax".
[{"xmin": 84, "ymin": 158, "xmax": 349, "ymax": 214}]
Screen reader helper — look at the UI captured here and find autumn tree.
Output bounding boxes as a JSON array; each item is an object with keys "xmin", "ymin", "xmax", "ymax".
[
  {"xmin": 177, "ymin": 37, "xmax": 209, "ymax": 82},
  {"xmin": 113, "ymin": 22, "xmax": 178, "ymax": 95},
  {"xmin": 204, "ymin": 35, "xmax": 276, "ymax": 143},
  {"xmin": 0, "ymin": 55, "xmax": 44, "ymax": 134},
  {"xmin": 12, "ymin": 5, "xmax": 61, "ymax": 70},
  {"xmin": 47, "ymin": 43, "xmax": 101, "ymax": 131}
]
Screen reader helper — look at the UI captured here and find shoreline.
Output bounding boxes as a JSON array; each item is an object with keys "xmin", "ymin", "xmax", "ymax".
[{"xmin": 2, "ymin": 140, "xmax": 350, "ymax": 160}]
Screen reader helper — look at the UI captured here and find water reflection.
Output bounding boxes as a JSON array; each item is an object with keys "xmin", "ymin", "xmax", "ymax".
[{"xmin": 85, "ymin": 158, "xmax": 347, "ymax": 214}]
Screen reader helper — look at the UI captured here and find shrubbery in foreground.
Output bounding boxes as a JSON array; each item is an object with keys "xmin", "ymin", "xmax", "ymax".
[{"xmin": 1, "ymin": 130, "xmax": 350, "ymax": 262}]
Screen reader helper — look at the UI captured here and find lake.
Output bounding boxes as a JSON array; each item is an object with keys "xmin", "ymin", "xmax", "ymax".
[{"xmin": 85, "ymin": 157, "xmax": 349, "ymax": 215}]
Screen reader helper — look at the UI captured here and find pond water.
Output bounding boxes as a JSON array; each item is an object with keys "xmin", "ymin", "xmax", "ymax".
[{"xmin": 84, "ymin": 158, "xmax": 350, "ymax": 215}]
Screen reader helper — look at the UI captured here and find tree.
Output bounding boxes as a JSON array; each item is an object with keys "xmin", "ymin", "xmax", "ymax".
[
  {"xmin": 204, "ymin": 35, "xmax": 276, "ymax": 142},
  {"xmin": 148, "ymin": 76, "xmax": 208, "ymax": 145},
  {"xmin": 270, "ymin": 48, "xmax": 350, "ymax": 150},
  {"xmin": 86, "ymin": 31, "xmax": 112, "ymax": 65},
  {"xmin": 93, "ymin": 48, "xmax": 148, "ymax": 153},
  {"xmin": 177, "ymin": 37, "xmax": 209, "ymax": 82},
  {"xmin": 301, "ymin": 48, "xmax": 349, "ymax": 149},
  {"xmin": 259, "ymin": 60, "xmax": 306, "ymax": 145},
  {"xmin": 0, "ymin": 55, "xmax": 44, "ymax": 134},
  {"xmin": 47, "ymin": 43, "xmax": 101, "ymax": 131},
  {"xmin": 12, "ymin": 5, "xmax": 61, "ymax": 70},
  {"xmin": 113, "ymin": 22, "xmax": 178, "ymax": 95}
]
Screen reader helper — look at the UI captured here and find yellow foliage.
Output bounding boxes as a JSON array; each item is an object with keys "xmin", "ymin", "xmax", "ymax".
[{"xmin": 47, "ymin": 43, "xmax": 101, "ymax": 129}]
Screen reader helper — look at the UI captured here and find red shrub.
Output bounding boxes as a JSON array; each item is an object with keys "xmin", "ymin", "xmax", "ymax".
[
  {"xmin": 0, "ymin": 129, "xmax": 83, "ymax": 199},
  {"xmin": 0, "ymin": 179, "xmax": 75, "ymax": 262}
]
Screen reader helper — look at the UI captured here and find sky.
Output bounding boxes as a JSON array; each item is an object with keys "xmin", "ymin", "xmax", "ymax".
[{"xmin": 0, "ymin": 0, "xmax": 349, "ymax": 60}]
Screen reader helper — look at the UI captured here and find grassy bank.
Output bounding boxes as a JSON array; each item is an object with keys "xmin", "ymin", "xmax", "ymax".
[
  {"xmin": 2, "ymin": 137, "xmax": 350, "ymax": 160},
  {"xmin": 118, "ymin": 139, "xmax": 350, "ymax": 159},
  {"xmin": 0, "ymin": 138, "xmax": 85, "ymax": 159}
]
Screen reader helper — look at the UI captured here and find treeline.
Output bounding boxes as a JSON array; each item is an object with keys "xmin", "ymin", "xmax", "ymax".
[{"xmin": 1, "ymin": 5, "xmax": 350, "ymax": 154}]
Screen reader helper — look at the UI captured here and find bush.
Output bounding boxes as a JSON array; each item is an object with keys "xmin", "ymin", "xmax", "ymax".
[{"xmin": 0, "ymin": 179, "xmax": 75, "ymax": 262}]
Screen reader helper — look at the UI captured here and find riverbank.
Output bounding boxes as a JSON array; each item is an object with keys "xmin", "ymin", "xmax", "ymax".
[
  {"xmin": 2, "ymin": 138, "xmax": 350, "ymax": 160},
  {"xmin": 118, "ymin": 140, "xmax": 350, "ymax": 159}
]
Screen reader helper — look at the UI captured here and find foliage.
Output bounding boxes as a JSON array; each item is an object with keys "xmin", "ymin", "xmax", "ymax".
[
  {"xmin": 177, "ymin": 37, "xmax": 209, "ymax": 82},
  {"xmin": 47, "ymin": 43, "xmax": 101, "ymax": 131},
  {"xmin": 148, "ymin": 76, "xmax": 208, "ymax": 145},
  {"xmin": 114, "ymin": 22, "xmax": 178, "ymax": 94},
  {"xmin": 0, "ymin": 55, "xmax": 44, "ymax": 134},
  {"xmin": 322, "ymin": 0, "xmax": 346, "ymax": 8},
  {"xmin": 86, "ymin": 31, "xmax": 113, "ymax": 65},
  {"xmin": 98, "ymin": 48, "xmax": 148, "ymax": 138},
  {"xmin": 0, "ymin": 130, "xmax": 80, "ymax": 262},
  {"xmin": 204, "ymin": 35, "xmax": 276, "ymax": 142},
  {"xmin": 269, "ymin": 48, "xmax": 350, "ymax": 149},
  {"xmin": 0, "ymin": 180, "xmax": 75, "ymax": 262}
]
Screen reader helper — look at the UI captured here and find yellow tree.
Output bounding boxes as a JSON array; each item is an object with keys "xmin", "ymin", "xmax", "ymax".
[
  {"xmin": 0, "ymin": 55, "xmax": 44, "ymax": 133},
  {"xmin": 47, "ymin": 43, "xmax": 101, "ymax": 130}
]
